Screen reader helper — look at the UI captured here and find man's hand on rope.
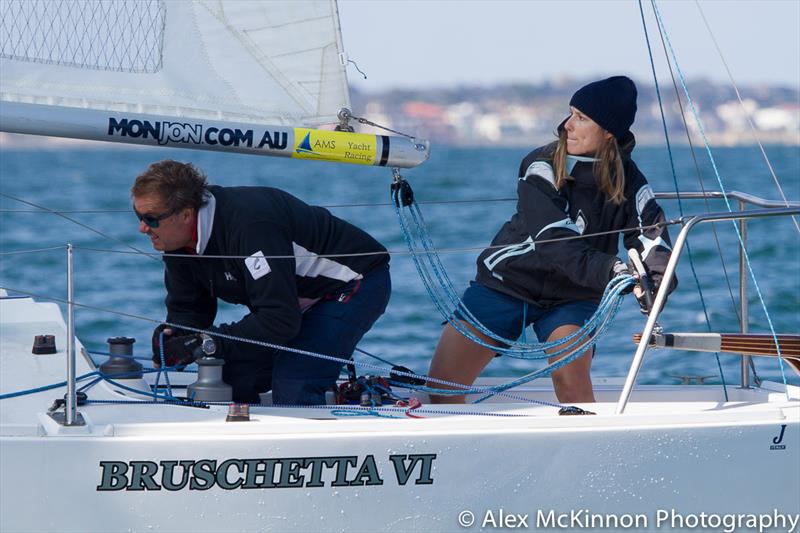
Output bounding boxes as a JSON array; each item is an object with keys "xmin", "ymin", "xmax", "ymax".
[
  {"xmin": 152, "ymin": 334, "xmax": 203, "ymax": 369},
  {"xmin": 151, "ymin": 324, "xmax": 194, "ymax": 369}
]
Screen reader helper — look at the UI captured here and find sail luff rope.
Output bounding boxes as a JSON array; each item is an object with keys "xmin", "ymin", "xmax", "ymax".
[
  {"xmin": 639, "ymin": 0, "xmax": 728, "ymax": 399},
  {"xmin": 649, "ymin": 0, "xmax": 789, "ymax": 394},
  {"xmin": 693, "ymin": 0, "xmax": 800, "ymax": 236}
]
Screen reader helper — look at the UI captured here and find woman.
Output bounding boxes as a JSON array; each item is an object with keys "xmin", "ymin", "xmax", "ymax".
[{"xmin": 428, "ymin": 76, "xmax": 676, "ymax": 404}]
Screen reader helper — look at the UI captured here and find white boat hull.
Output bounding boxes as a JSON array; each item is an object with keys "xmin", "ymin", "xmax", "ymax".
[{"xmin": 2, "ymin": 297, "xmax": 799, "ymax": 532}]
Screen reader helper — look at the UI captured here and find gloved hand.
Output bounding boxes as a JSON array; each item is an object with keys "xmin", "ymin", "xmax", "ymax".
[
  {"xmin": 610, "ymin": 260, "xmax": 634, "ymax": 295},
  {"xmin": 153, "ymin": 334, "xmax": 202, "ymax": 369},
  {"xmin": 649, "ymin": 271, "xmax": 677, "ymax": 300},
  {"xmin": 151, "ymin": 323, "xmax": 189, "ymax": 361},
  {"xmin": 633, "ymin": 284, "xmax": 654, "ymax": 315}
]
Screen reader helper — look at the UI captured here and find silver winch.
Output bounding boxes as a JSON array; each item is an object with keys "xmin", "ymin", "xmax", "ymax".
[
  {"xmin": 99, "ymin": 337, "xmax": 143, "ymax": 380},
  {"xmin": 188, "ymin": 356, "xmax": 232, "ymax": 402}
]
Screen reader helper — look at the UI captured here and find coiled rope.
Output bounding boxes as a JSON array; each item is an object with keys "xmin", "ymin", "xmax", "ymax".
[{"xmin": 391, "ymin": 178, "xmax": 635, "ymax": 360}]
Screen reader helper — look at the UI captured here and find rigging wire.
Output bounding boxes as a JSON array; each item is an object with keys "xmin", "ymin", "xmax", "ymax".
[
  {"xmin": 61, "ymin": 219, "xmax": 681, "ymax": 260},
  {"xmin": 649, "ymin": 0, "xmax": 790, "ymax": 393},
  {"xmin": 0, "ymin": 245, "xmax": 66, "ymax": 256},
  {"xmin": 659, "ymin": 13, "xmax": 761, "ymax": 384},
  {"xmin": 0, "ymin": 197, "xmax": 520, "ymax": 213},
  {"xmin": 638, "ymin": 0, "xmax": 728, "ymax": 399},
  {"xmin": 0, "ymin": 191, "xmax": 159, "ymax": 262},
  {"xmin": 649, "ymin": 0, "xmax": 760, "ymax": 385},
  {"xmin": 693, "ymin": 0, "xmax": 800, "ymax": 236}
]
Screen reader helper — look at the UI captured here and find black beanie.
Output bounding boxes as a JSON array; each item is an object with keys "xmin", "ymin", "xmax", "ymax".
[{"xmin": 569, "ymin": 76, "xmax": 637, "ymax": 141}]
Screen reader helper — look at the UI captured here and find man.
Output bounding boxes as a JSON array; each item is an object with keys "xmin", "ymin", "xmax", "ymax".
[{"xmin": 133, "ymin": 160, "xmax": 391, "ymax": 404}]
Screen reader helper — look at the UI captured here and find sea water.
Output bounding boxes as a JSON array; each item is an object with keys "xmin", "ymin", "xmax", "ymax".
[{"xmin": 1, "ymin": 143, "xmax": 798, "ymax": 386}]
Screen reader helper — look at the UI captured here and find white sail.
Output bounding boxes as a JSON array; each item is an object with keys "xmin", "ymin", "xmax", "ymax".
[
  {"xmin": 0, "ymin": 0, "xmax": 349, "ymax": 126},
  {"xmin": 0, "ymin": 0, "xmax": 429, "ymax": 168}
]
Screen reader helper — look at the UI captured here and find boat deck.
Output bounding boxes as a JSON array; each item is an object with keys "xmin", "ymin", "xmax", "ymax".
[{"xmin": 2, "ymin": 296, "xmax": 797, "ymax": 439}]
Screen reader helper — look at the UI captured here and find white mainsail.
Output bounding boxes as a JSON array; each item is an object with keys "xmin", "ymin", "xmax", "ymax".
[
  {"xmin": 0, "ymin": 0, "xmax": 429, "ymax": 167},
  {"xmin": 1, "ymin": 0, "xmax": 348, "ymax": 125}
]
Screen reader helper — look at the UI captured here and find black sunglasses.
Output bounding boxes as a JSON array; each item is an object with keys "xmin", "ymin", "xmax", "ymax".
[{"xmin": 133, "ymin": 206, "xmax": 176, "ymax": 228}]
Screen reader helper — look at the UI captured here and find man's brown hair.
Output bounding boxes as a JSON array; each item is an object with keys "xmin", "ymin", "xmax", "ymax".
[{"xmin": 131, "ymin": 160, "xmax": 208, "ymax": 212}]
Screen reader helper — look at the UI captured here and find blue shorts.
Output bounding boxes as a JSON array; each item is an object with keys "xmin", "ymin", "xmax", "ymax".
[{"xmin": 454, "ymin": 281, "xmax": 598, "ymax": 345}]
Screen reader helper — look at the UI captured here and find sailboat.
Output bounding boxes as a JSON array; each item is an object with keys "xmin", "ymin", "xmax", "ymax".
[{"xmin": 1, "ymin": 1, "xmax": 798, "ymax": 531}]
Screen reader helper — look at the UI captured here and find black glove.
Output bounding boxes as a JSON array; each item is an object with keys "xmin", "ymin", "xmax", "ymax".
[
  {"xmin": 634, "ymin": 275, "xmax": 655, "ymax": 315},
  {"xmin": 610, "ymin": 261, "xmax": 634, "ymax": 295},
  {"xmin": 151, "ymin": 324, "xmax": 189, "ymax": 360},
  {"xmin": 153, "ymin": 334, "xmax": 202, "ymax": 369}
]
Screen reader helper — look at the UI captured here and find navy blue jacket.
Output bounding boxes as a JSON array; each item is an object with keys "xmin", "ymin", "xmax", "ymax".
[
  {"xmin": 163, "ymin": 185, "xmax": 388, "ymax": 361},
  {"xmin": 476, "ymin": 138, "xmax": 675, "ymax": 307}
]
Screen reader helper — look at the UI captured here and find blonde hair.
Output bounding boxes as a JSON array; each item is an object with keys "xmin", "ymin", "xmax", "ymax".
[{"xmin": 551, "ymin": 130, "xmax": 628, "ymax": 205}]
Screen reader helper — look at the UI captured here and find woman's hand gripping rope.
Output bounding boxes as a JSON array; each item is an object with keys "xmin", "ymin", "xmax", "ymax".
[{"xmin": 612, "ymin": 249, "xmax": 657, "ymax": 315}]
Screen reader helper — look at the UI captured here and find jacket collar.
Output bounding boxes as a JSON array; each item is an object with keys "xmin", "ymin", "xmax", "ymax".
[{"xmin": 196, "ymin": 190, "xmax": 216, "ymax": 255}]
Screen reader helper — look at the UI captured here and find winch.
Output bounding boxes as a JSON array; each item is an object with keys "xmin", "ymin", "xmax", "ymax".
[
  {"xmin": 99, "ymin": 337, "xmax": 143, "ymax": 380},
  {"xmin": 186, "ymin": 336, "xmax": 232, "ymax": 402}
]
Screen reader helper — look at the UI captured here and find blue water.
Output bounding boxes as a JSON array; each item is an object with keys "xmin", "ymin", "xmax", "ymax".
[{"xmin": 1, "ymin": 143, "xmax": 798, "ymax": 387}]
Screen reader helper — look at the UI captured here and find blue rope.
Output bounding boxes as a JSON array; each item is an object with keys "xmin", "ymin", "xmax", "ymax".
[
  {"xmin": 638, "ymin": 0, "xmax": 729, "ymax": 399},
  {"xmin": 155, "ymin": 330, "xmax": 174, "ymax": 399},
  {"xmin": 85, "ymin": 398, "xmax": 208, "ymax": 408},
  {"xmin": 329, "ymin": 409, "xmax": 401, "ymax": 418},
  {"xmin": 649, "ymin": 0, "xmax": 789, "ymax": 392},
  {"xmin": 392, "ymin": 187, "xmax": 634, "ymax": 360},
  {"xmin": 87, "ymin": 350, "xmax": 152, "ymax": 362},
  {"xmin": 102, "ymin": 374, "xmax": 184, "ymax": 403},
  {"xmin": 78, "ymin": 377, "xmax": 103, "ymax": 393},
  {"xmin": 262, "ymin": 403, "xmax": 534, "ymax": 418},
  {"xmin": 403, "ymin": 191, "xmax": 630, "ymax": 353},
  {"xmin": 0, "ymin": 371, "xmax": 100, "ymax": 400}
]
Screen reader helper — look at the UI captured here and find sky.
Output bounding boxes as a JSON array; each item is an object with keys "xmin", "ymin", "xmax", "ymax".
[{"xmin": 337, "ymin": 0, "xmax": 800, "ymax": 92}]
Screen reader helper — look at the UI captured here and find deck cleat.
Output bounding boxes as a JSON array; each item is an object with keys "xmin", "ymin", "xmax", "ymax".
[
  {"xmin": 558, "ymin": 405, "xmax": 596, "ymax": 416},
  {"xmin": 31, "ymin": 334, "xmax": 57, "ymax": 354}
]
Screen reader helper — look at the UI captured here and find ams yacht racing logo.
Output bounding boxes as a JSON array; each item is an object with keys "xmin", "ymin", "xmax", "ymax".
[
  {"xmin": 293, "ymin": 128, "xmax": 378, "ymax": 165},
  {"xmin": 107, "ymin": 117, "xmax": 288, "ymax": 150}
]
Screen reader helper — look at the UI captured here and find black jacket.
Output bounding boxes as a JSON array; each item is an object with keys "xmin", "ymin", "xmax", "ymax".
[
  {"xmin": 476, "ymin": 138, "xmax": 675, "ymax": 308},
  {"xmin": 163, "ymin": 185, "xmax": 388, "ymax": 361}
]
